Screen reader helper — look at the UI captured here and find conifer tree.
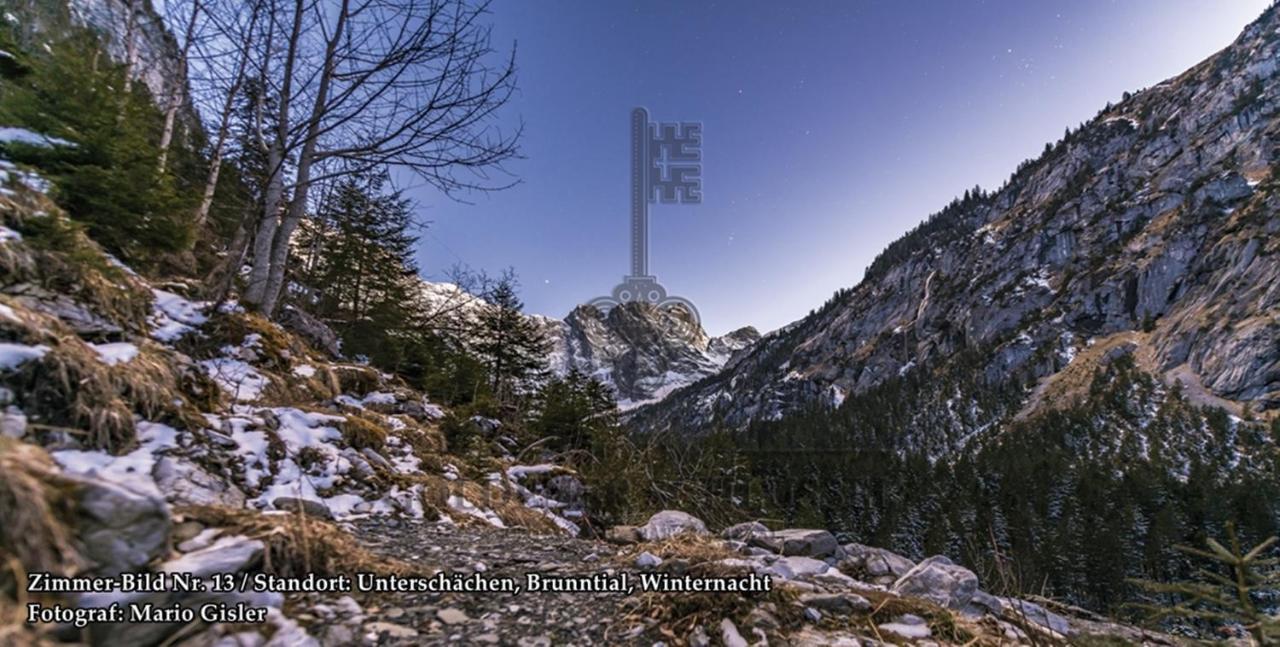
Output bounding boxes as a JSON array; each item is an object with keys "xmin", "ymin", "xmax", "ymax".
[
  {"xmin": 1130, "ymin": 523, "xmax": 1279, "ymax": 643},
  {"xmin": 475, "ymin": 274, "xmax": 549, "ymax": 402},
  {"xmin": 0, "ymin": 29, "xmax": 194, "ymax": 264},
  {"xmin": 532, "ymin": 368, "xmax": 618, "ymax": 453},
  {"xmin": 295, "ymin": 169, "xmax": 424, "ymax": 367}
]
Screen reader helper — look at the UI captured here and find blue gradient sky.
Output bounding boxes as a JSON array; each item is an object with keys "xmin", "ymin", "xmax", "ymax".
[{"xmin": 407, "ymin": 0, "xmax": 1269, "ymax": 335}]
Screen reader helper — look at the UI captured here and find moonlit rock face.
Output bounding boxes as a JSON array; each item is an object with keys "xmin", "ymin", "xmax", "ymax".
[
  {"xmin": 547, "ymin": 303, "xmax": 760, "ymax": 408},
  {"xmin": 633, "ymin": 10, "xmax": 1280, "ymax": 442},
  {"xmin": 418, "ymin": 281, "xmax": 760, "ymax": 408}
]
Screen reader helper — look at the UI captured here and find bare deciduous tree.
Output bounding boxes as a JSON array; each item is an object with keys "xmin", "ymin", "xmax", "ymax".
[
  {"xmin": 156, "ymin": 0, "xmax": 203, "ymax": 173},
  {"xmin": 240, "ymin": 0, "xmax": 520, "ymax": 316}
]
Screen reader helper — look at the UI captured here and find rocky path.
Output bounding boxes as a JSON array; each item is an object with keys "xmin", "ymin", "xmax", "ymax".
[
  {"xmin": 293, "ymin": 518, "xmax": 649, "ymax": 646},
  {"xmin": 268, "ymin": 514, "xmax": 1187, "ymax": 647}
]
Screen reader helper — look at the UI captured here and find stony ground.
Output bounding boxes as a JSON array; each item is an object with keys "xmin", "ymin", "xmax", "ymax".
[{"xmin": 293, "ymin": 519, "xmax": 651, "ymax": 646}]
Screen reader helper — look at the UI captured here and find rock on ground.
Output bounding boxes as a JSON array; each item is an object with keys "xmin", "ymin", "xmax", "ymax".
[
  {"xmin": 637, "ymin": 510, "xmax": 707, "ymax": 541},
  {"xmin": 721, "ymin": 520, "xmax": 770, "ymax": 541},
  {"xmin": 272, "ymin": 496, "xmax": 333, "ymax": 520},
  {"xmin": 70, "ymin": 473, "xmax": 171, "ymax": 576},
  {"xmin": 749, "ymin": 528, "xmax": 839, "ymax": 558},
  {"xmin": 892, "ymin": 555, "xmax": 979, "ymax": 610}
]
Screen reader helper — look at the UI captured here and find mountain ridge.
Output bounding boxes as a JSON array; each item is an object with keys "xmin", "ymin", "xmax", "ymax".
[
  {"xmin": 632, "ymin": 5, "xmax": 1280, "ymax": 440},
  {"xmin": 418, "ymin": 281, "xmax": 760, "ymax": 407}
]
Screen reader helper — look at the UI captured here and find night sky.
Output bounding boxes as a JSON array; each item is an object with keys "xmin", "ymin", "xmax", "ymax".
[{"xmin": 407, "ymin": 0, "xmax": 1269, "ymax": 335}]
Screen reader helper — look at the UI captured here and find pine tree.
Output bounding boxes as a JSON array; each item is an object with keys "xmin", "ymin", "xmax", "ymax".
[
  {"xmin": 0, "ymin": 28, "xmax": 194, "ymax": 265},
  {"xmin": 1129, "ymin": 523, "xmax": 1279, "ymax": 643},
  {"xmin": 532, "ymin": 368, "xmax": 618, "ymax": 453},
  {"xmin": 475, "ymin": 274, "xmax": 549, "ymax": 402},
  {"xmin": 295, "ymin": 170, "xmax": 424, "ymax": 367}
]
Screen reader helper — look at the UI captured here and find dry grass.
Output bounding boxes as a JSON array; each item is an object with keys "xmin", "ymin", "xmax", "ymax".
[
  {"xmin": 174, "ymin": 310, "xmax": 344, "ymax": 407},
  {"xmin": 0, "ymin": 439, "xmax": 85, "ymax": 597},
  {"xmin": 1016, "ymin": 331, "xmax": 1146, "ymax": 422},
  {"xmin": 0, "ymin": 597, "xmax": 50, "ymax": 647},
  {"xmin": 176, "ymin": 505, "xmax": 415, "ymax": 578},
  {"xmin": 393, "ymin": 415, "xmax": 446, "ymax": 469},
  {"xmin": 179, "ymin": 311, "xmax": 299, "ymax": 373},
  {"xmin": 620, "ymin": 534, "xmax": 740, "ymax": 566},
  {"xmin": 395, "ymin": 473, "xmax": 562, "ymax": 533},
  {"xmin": 0, "ymin": 301, "xmax": 202, "ymax": 452},
  {"xmin": 340, "ymin": 413, "xmax": 388, "ymax": 451},
  {"xmin": 455, "ymin": 479, "xmax": 562, "ymax": 534},
  {"xmin": 610, "ymin": 534, "xmax": 1002, "ymax": 645},
  {"xmin": 330, "ymin": 364, "xmax": 383, "ymax": 395},
  {"xmin": 0, "ymin": 192, "xmax": 152, "ymax": 334},
  {"xmin": 855, "ymin": 589, "xmax": 985, "ymax": 645}
]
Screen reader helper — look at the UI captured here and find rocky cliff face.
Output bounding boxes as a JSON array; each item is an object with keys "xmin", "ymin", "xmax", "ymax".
[
  {"xmin": 6, "ymin": 0, "xmax": 184, "ymax": 101},
  {"xmin": 419, "ymin": 282, "xmax": 760, "ymax": 407},
  {"xmin": 636, "ymin": 6, "xmax": 1280, "ymax": 437},
  {"xmin": 548, "ymin": 303, "xmax": 759, "ymax": 407},
  {"xmin": 67, "ymin": 0, "xmax": 183, "ymax": 99}
]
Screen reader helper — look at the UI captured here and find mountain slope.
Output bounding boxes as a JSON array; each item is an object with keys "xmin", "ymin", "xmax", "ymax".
[
  {"xmin": 420, "ymin": 282, "xmax": 759, "ymax": 407},
  {"xmin": 635, "ymin": 6, "xmax": 1280, "ymax": 441}
]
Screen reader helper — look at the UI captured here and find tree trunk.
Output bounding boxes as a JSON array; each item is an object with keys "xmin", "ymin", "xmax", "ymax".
[
  {"xmin": 122, "ymin": 0, "xmax": 138, "ymax": 95},
  {"xmin": 205, "ymin": 210, "xmax": 254, "ymax": 302},
  {"xmin": 256, "ymin": 0, "xmax": 349, "ymax": 316},
  {"xmin": 194, "ymin": 1, "xmax": 261, "ymax": 227},
  {"xmin": 245, "ymin": 139, "xmax": 286, "ymax": 305},
  {"xmin": 243, "ymin": 0, "xmax": 304, "ymax": 309},
  {"xmin": 192, "ymin": 141, "xmax": 225, "ymax": 228},
  {"xmin": 158, "ymin": 0, "xmax": 201, "ymax": 173}
]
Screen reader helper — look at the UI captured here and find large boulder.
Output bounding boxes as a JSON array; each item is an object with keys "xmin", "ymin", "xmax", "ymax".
[
  {"xmin": 638, "ymin": 510, "xmax": 708, "ymax": 541},
  {"xmin": 163, "ymin": 535, "xmax": 265, "ymax": 577},
  {"xmin": 80, "ymin": 536, "xmax": 276, "ymax": 646},
  {"xmin": 70, "ymin": 474, "xmax": 171, "ymax": 576},
  {"xmin": 759, "ymin": 555, "xmax": 830, "ymax": 580},
  {"xmin": 722, "ymin": 521, "xmax": 770, "ymax": 542},
  {"xmin": 839, "ymin": 542, "xmax": 916, "ymax": 584},
  {"xmin": 892, "ymin": 555, "xmax": 979, "ymax": 610},
  {"xmin": 153, "ymin": 456, "xmax": 246, "ymax": 508},
  {"xmin": 278, "ymin": 305, "xmax": 342, "ymax": 358},
  {"xmin": 799, "ymin": 592, "xmax": 871, "ymax": 614},
  {"xmin": 1001, "ymin": 598, "xmax": 1072, "ymax": 636},
  {"xmin": 749, "ymin": 528, "xmax": 839, "ymax": 558}
]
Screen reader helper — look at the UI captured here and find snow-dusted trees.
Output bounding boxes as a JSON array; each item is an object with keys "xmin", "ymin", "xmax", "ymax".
[{"xmin": 236, "ymin": 0, "xmax": 519, "ymax": 316}]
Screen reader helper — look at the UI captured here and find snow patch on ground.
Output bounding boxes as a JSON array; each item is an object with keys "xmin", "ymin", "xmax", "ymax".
[
  {"xmin": 335, "ymin": 391, "xmax": 403, "ymax": 410},
  {"xmin": 53, "ymin": 421, "xmax": 180, "ymax": 497},
  {"xmin": 501, "ymin": 465, "xmax": 581, "ymax": 535},
  {"xmin": 91, "ymin": 342, "xmax": 139, "ymax": 366},
  {"xmin": 0, "ymin": 127, "xmax": 73, "ymax": 148},
  {"xmin": 150, "ymin": 289, "xmax": 209, "ymax": 342},
  {"xmin": 0, "ymin": 342, "xmax": 49, "ymax": 370},
  {"xmin": 200, "ymin": 358, "xmax": 270, "ymax": 402},
  {"xmin": 0, "ymin": 158, "xmax": 51, "ymax": 193},
  {"xmin": 506, "ymin": 464, "xmax": 557, "ymax": 479},
  {"xmin": 446, "ymin": 495, "xmax": 506, "ymax": 528}
]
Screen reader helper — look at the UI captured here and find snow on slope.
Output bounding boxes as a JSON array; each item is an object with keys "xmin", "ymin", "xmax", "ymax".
[{"xmin": 419, "ymin": 280, "xmax": 760, "ymax": 408}]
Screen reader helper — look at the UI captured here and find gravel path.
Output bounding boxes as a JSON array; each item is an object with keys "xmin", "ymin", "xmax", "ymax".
[{"xmin": 292, "ymin": 518, "xmax": 653, "ymax": 646}]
